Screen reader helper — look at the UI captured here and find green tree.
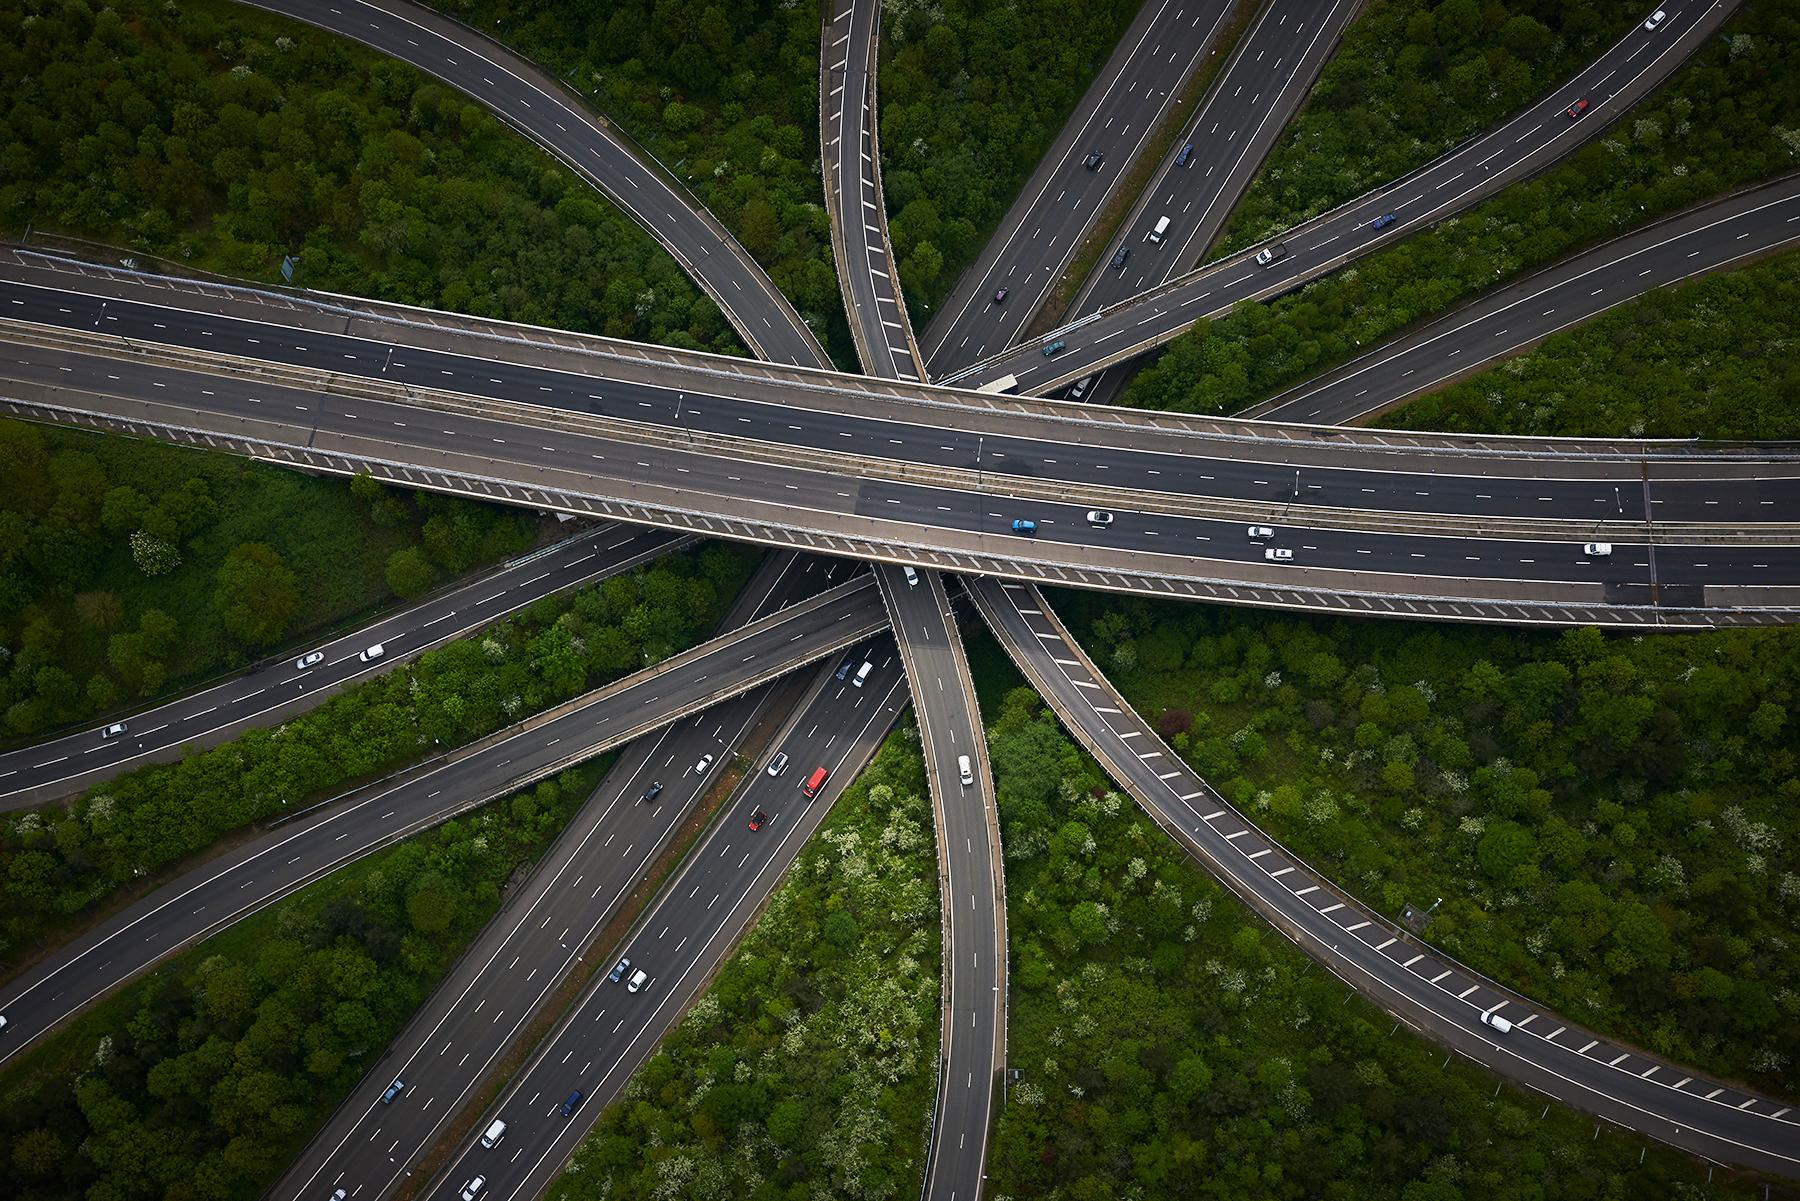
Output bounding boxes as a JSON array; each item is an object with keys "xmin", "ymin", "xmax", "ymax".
[{"xmin": 215, "ymin": 543, "xmax": 301, "ymax": 646}]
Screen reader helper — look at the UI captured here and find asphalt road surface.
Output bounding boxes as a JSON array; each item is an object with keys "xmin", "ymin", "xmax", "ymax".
[
  {"xmin": 875, "ymin": 566, "xmax": 1006, "ymax": 1201},
  {"xmin": 967, "ymin": 575, "xmax": 1800, "ymax": 1179},
  {"xmin": 242, "ymin": 0, "xmax": 830, "ymax": 370},
  {"xmin": 272, "ymin": 551, "xmax": 845, "ymax": 1201},
  {"xmin": 1246, "ymin": 175, "xmax": 1800, "ymax": 425},
  {"xmin": 821, "ymin": 0, "xmax": 926, "ymax": 379},
  {"xmin": 6, "ymin": 327, "xmax": 1797, "ymax": 625},
  {"xmin": 1065, "ymin": 0, "xmax": 1357, "ymax": 403},
  {"xmin": 0, "ymin": 576, "xmax": 888, "ymax": 1066},
  {"xmin": 921, "ymin": 0, "xmax": 1235, "ymax": 375},
  {"xmin": 418, "ymin": 658, "xmax": 912, "ymax": 1201},
  {"xmin": 0, "ymin": 523, "xmax": 687, "ymax": 809},
  {"xmin": 950, "ymin": 0, "xmax": 1743, "ymax": 392}
]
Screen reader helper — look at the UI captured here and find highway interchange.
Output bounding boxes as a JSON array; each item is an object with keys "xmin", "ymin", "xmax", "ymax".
[{"xmin": 3, "ymin": 0, "xmax": 1799, "ymax": 1194}]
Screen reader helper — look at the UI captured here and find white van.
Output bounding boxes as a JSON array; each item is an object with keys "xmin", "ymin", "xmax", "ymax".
[
  {"xmin": 480, "ymin": 1119, "xmax": 507, "ymax": 1148},
  {"xmin": 957, "ymin": 755, "xmax": 973, "ymax": 787},
  {"xmin": 1148, "ymin": 215, "xmax": 1171, "ymax": 243},
  {"xmin": 853, "ymin": 661, "xmax": 874, "ymax": 688},
  {"xmin": 358, "ymin": 643, "xmax": 385, "ymax": 663},
  {"xmin": 902, "ymin": 564, "xmax": 919, "ymax": 588},
  {"xmin": 1480, "ymin": 1008, "xmax": 1513, "ymax": 1035}
]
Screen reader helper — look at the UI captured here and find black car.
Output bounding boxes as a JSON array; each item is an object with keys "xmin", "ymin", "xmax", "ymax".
[
  {"xmin": 640, "ymin": 781, "xmax": 663, "ymax": 804},
  {"xmin": 1110, "ymin": 245, "xmax": 1131, "ymax": 271},
  {"xmin": 1083, "ymin": 149, "xmax": 1104, "ymax": 170}
]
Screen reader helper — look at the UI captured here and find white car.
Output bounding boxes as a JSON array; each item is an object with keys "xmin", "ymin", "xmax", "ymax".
[
  {"xmin": 460, "ymin": 1177, "xmax": 486, "ymax": 1201},
  {"xmin": 767, "ymin": 752, "xmax": 789, "ymax": 777},
  {"xmin": 1480, "ymin": 1008, "xmax": 1514, "ymax": 1034},
  {"xmin": 100, "ymin": 722, "xmax": 128, "ymax": 740},
  {"xmin": 1246, "ymin": 526, "xmax": 1275, "ymax": 541},
  {"xmin": 1085, "ymin": 510, "xmax": 1113, "ymax": 527},
  {"xmin": 694, "ymin": 753, "xmax": 714, "ymax": 775},
  {"xmin": 627, "ymin": 968, "xmax": 650, "ymax": 993},
  {"xmin": 295, "ymin": 651, "xmax": 325, "ymax": 670},
  {"xmin": 1264, "ymin": 548, "xmax": 1294, "ymax": 563},
  {"xmin": 1583, "ymin": 542, "xmax": 1613, "ymax": 558},
  {"xmin": 1644, "ymin": 9, "xmax": 1666, "ymax": 30}
]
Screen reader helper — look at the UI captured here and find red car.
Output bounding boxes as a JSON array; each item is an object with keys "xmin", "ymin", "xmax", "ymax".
[
  {"xmin": 747, "ymin": 808, "xmax": 769, "ymax": 832},
  {"xmin": 1566, "ymin": 98, "xmax": 1590, "ymax": 120}
]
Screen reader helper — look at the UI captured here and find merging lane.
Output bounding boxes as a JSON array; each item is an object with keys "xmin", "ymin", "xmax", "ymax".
[
  {"xmin": 0, "ymin": 523, "xmax": 688, "ymax": 809},
  {"xmin": 950, "ymin": 0, "xmax": 1743, "ymax": 393}
]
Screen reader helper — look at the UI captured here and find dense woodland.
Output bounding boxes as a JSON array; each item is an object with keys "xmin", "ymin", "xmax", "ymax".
[
  {"xmin": 1051, "ymin": 592, "xmax": 1800, "ymax": 1093},
  {"xmin": 550, "ymin": 732, "xmax": 938, "ymax": 1201},
  {"xmin": 1385, "ymin": 248, "xmax": 1800, "ymax": 439},
  {"xmin": 1220, "ymin": 0, "xmax": 1644, "ymax": 249},
  {"xmin": 0, "ymin": 762, "xmax": 605, "ymax": 1201},
  {"xmin": 878, "ymin": 0, "xmax": 1140, "ymax": 316},
  {"xmin": 0, "ymin": 420, "xmax": 535, "ymax": 737},
  {"xmin": 975, "ymin": 675, "xmax": 1787, "ymax": 1200},
  {"xmin": 0, "ymin": 540, "xmax": 753, "ymax": 969},
  {"xmin": 0, "ymin": 0, "xmax": 733, "ymax": 348},
  {"xmin": 1124, "ymin": 0, "xmax": 1800, "ymax": 418}
]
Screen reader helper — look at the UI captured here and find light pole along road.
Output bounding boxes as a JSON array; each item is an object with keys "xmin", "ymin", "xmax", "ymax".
[
  {"xmin": 948, "ymin": 0, "xmax": 1744, "ymax": 393},
  {"xmin": 4, "ymin": 269, "xmax": 1799, "ymax": 627},
  {"xmin": 966, "ymin": 575, "xmax": 1800, "ymax": 1180},
  {"xmin": 0, "ymin": 522, "xmax": 690, "ymax": 810},
  {"xmin": 818, "ymin": 7, "xmax": 1005, "ymax": 1194},
  {"xmin": 0, "ymin": 576, "xmax": 889, "ymax": 1067}
]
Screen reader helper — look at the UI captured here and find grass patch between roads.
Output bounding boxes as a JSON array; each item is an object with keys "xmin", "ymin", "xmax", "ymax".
[{"xmin": 0, "ymin": 763, "xmax": 606, "ymax": 1201}]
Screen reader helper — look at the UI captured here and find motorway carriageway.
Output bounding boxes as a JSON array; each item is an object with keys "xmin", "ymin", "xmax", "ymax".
[
  {"xmin": 0, "ymin": 523, "xmax": 688, "ymax": 809},
  {"xmin": 922, "ymin": 0, "xmax": 1235, "ymax": 374},
  {"xmin": 955, "ymin": 0, "xmax": 1743, "ymax": 392},
  {"xmin": 273, "ymin": 553, "xmax": 897, "ymax": 1200},
  {"xmin": 5, "ymin": 337, "xmax": 1797, "ymax": 617},
  {"xmin": 416, "ymin": 655, "xmax": 911, "ymax": 1201},
  {"xmin": 0, "ymin": 575, "xmax": 888, "ymax": 1066},
  {"xmin": 5, "ymin": 265, "xmax": 1792, "ymax": 529}
]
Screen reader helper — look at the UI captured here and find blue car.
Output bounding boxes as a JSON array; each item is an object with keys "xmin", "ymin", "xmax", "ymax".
[
  {"xmin": 381, "ymin": 1078, "xmax": 405, "ymax": 1105},
  {"xmin": 1370, "ymin": 212, "xmax": 1398, "ymax": 230},
  {"xmin": 1042, "ymin": 340, "xmax": 1066, "ymax": 357},
  {"xmin": 561, "ymin": 1089, "xmax": 584, "ymax": 1117},
  {"xmin": 1011, "ymin": 519, "xmax": 1037, "ymax": 535}
]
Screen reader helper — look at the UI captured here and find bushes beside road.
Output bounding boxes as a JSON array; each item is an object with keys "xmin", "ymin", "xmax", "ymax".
[
  {"xmin": 1123, "ymin": 1, "xmax": 1800, "ymax": 419},
  {"xmin": 979, "ymin": 678, "xmax": 1780, "ymax": 1198},
  {"xmin": 1383, "ymin": 248, "xmax": 1800, "ymax": 439},
  {"xmin": 549, "ymin": 729, "xmax": 938, "ymax": 1201},
  {"xmin": 0, "ymin": 763, "xmax": 604, "ymax": 1201},
  {"xmin": 0, "ymin": 0, "xmax": 733, "ymax": 350},
  {"xmin": 0, "ymin": 420, "xmax": 535, "ymax": 740},
  {"xmin": 1053, "ymin": 591, "xmax": 1800, "ymax": 1093},
  {"xmin": 0, "ymin": 542, "xmax": 755, "ymax": 971}
]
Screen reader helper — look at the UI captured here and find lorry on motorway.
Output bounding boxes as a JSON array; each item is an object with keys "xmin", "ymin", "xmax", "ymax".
[{"xmin": 976, "ymin": 374, "xmax": 1019, "ymax": 394}]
